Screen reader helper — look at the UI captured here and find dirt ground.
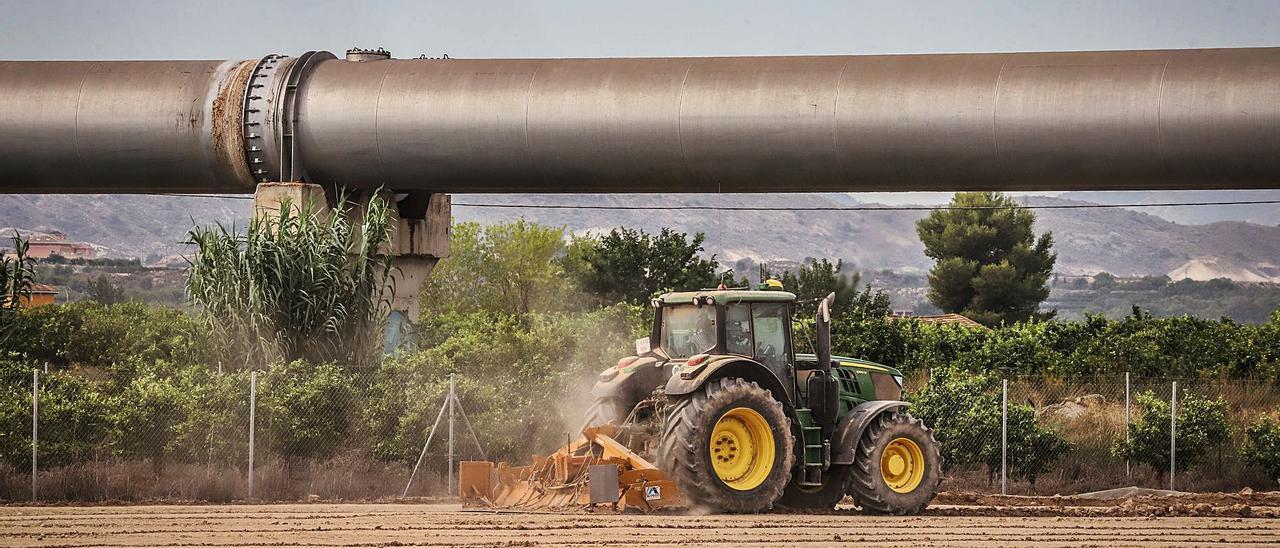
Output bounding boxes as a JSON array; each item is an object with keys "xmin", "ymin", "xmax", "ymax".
[{"xmin": 2, "ymin": 500, "xmax": 1279, "ymax": 547}]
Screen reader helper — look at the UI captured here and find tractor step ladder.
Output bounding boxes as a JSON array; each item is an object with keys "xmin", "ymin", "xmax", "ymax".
[{"xmin": 795, "ymin": 408, "xmax": 825, "ymax": 487}]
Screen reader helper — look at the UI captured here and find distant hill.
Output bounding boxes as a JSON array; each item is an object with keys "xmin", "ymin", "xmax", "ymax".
[
  {"xmin": 1059, "ymin": 190, "xmax": 1280, "ymax": 226},
  {"xmin": 3, "ymin": 192, "xmax": 1279, "ymax": 282},
  {"xmin": 0, "ymin": 194, "xmax": 250, "ymax": 263},
  {"xmin": 453, "ymin": 194, "xmax": 1280, "ymax": 282}
]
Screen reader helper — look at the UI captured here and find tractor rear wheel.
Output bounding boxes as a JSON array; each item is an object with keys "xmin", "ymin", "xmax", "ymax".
[
  {"xmin": 847, "ymin": 410, "xmax": 942, "ymax": 515},
  {"xmin": 659, "ymin": 377, "xmax": 794, "ymax": 513},
  {"xmin": 775, "ymin": 464, "xmax": 852, "ymax": 510},
  {"xmin": 582, "ymin": 396, "xmax": 628, "ymax": 429}
]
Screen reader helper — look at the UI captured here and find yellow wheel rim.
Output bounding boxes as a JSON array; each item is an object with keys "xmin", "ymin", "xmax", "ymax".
[
  {"xmin": 881, "ymin": 437, "xmax": 925, "ymax": 493},
  {"xmin": 709, "ymin": 407, "xmax": 775, "ymax": 491}
]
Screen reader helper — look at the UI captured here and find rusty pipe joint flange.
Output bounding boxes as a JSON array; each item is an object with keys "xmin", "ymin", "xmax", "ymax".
[
  {"xmin": 241, "ymin": 54, "xmax": 290, "ymax": 183},
  {"xmin": 240, "ymin": 51, "xmax": 334, "ymax": 184},
  {"xmin": 346, "ymin": 47, "xmax": 392, "ymax": 62}
]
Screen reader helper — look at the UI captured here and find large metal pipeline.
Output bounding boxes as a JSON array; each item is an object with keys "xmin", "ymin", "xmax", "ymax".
[{"xmin": 2, "ymin": 47, "xmax": 1280, "ymax": 194}]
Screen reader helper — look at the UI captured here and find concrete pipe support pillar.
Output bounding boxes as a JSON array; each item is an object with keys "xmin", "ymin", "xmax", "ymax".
[{"xmin": 251, "ymin": 182, "xmax": 451, "ymax": 348}]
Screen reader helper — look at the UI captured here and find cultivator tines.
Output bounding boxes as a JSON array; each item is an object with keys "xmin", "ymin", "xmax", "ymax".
[{"xmin": 460, "ymin": 425, "xmax": 684, "ymax": 511}]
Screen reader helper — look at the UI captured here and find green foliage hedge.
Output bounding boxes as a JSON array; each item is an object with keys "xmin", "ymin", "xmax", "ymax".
[
  {"xmin": 834, "ymin": 307, "xmax": 1280, "ymax": 379},
  {"xmin": 0, "ymin": 301, "xmax": 648, "ymax": 473}
]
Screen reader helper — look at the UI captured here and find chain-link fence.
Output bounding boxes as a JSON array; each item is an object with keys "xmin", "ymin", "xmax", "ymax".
[
  {"xmin": 1, "ymin": 368, "xmax": 489, "ymax": 503},
  {"xmin": 917, "ymin": 374, "xmax": 1280, "ymax": 496},
  {"xmin": 4, "ymin": 369, "xmax": 1278, "ymax": 502}
]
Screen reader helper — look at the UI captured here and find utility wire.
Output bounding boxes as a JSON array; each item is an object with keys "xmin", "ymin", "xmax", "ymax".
[
  {"xmin": 158, "ymin": 193, "xmax": 1280, "ymax": 211},
  {"xmin": 449, "ymin": 199, "xmax": 1280, "ymax": 211}
]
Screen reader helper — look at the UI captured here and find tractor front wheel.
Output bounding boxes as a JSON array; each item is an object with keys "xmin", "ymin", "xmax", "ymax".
[
  {"xmin": 659, "ymin": 377, "xmax": 794, "ymax": 513},
  {"xmin": 847, "ymin": 410, "xmax": 942, "ymax": 515}
]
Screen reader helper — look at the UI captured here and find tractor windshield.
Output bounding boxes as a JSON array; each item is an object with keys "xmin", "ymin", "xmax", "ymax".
[{"xmin": 660, "ymin": 305, "xmax": 716, "ymax": 359}]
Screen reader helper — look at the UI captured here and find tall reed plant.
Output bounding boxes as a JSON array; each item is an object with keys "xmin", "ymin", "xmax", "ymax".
[
  {"xmin": 1, "ymin": 234, "xmax": 36, "ymax": 343},
  {"xmin": 186, "ymin": 194, "xmax": 394, "ymax": 370}
]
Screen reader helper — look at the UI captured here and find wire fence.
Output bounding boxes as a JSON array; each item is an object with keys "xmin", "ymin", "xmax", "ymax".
[
  {"xmin": 1, "ymin": 369, "xmax": 487, "ymax": 503},
  {"xmin": 3, "ymin": 370, "xmax": 1278, "ymax": 502},
  {"xmin": 923, "ymin": 375, "xmax": 1280, "ymax": 496}
]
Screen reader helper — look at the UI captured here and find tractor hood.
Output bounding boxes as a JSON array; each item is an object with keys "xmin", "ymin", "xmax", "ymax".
[{"xmin": 795, "ymin": 353, "xmax": 903, "ymax": 377}]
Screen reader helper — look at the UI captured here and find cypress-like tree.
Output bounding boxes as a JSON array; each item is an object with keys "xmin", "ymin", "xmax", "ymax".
[{"xmin": 916, "ymin": 192, "xmax": 1056, "ymax": 326}]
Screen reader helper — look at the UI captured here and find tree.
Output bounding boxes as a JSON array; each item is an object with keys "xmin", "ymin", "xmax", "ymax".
[
  {"xmin": 846, "ymin": 284, "xmax": 892, "ymax": 323},
  {"xmin": 1244, "ymin": 413, "xmax": 1280, "ymax": 486},
  {"xmin": 1113, "ymin": 390, "xmax": 1231, "ymax": 480},
  {"xmin": 566, "ymin": 227, "xmax": 719, "ymax": 305},
  {"xmin": 760, "ymin": 258, "xmax": 861, "ymax": 317},
  {"xmin": 87, "ymin": 274, "xmax": 126, "ymax": 304},
  {"xmin": 421, "ymin": 219, "xmax": 574, "ymax": 320},
  {"xmin": 916, "ymin": 192, "xmax": 1056, "ymax": 326}
]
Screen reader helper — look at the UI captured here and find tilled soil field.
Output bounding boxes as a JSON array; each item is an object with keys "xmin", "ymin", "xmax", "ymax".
[{"xmin": 1, "ymin": 501, "xmax": 1278, "ymax": 547}]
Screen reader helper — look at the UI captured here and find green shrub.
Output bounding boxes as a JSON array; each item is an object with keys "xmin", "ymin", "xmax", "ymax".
[
  {"xmin": 0, "ymin": 358, "xmax": 110, "ymax": 470},
  {"xmin": 909, "ymin": 367, "xmax": 1069, "ymax": 488},
  {"xmin": 1244, "ymin": 413, "xmax": 1280, "ymax": 485},
  {"xmin": 108, "ymin": 368, "xmax": 189, "ymax": 474},
  {"xmin": 173, "ymin": 367, "xmax": 250, "ymax": 468},
  {"xmin": 1113, "ymin": 390, "xmax": 1231, "ymax": 479},
  {"xmin": 258, "ymin": 360, "xmax": 357, "ymax": 464}
]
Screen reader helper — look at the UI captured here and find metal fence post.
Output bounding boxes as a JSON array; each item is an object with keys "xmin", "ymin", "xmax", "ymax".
[
  {"xmin": 1001, "ymin": 378, "xmax": 1007, "ymax": 496},
  {"xmin": 1124, "ymin": 372, "xmax": 1131, "ymax": 481},
  {"xmin": 448, "ymin": 373, "xmax": 456, "ymax": 497},
  {"xmin": 31, "ymin": 369, "xmax": 38, "ymax": 502},
  {"xmin": 248, "ymin": 371, "xmax": 257, "ymax": 500},
  {"xmin": 1169, "ymin": 381, "xmax": 1177, "ymax": 491},
  {"xmin": 402, "ymin": 389, "xmax": 450, "ymax": 497}
]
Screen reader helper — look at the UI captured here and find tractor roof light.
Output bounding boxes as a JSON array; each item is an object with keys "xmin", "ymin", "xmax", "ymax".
[{"xmin": 759, "ymin": 279, "xmax": 784, "ymax": 291}]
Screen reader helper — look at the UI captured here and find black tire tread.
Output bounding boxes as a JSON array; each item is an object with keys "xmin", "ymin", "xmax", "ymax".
[
  {"xmin": 582, "ymin": 397, "xmax": 627, "ymax": 429},
  {"xmin": 847, "ymin": 410, "xmax": 943, "ymax": 516},
  {"xmin": 775, "ymin": 464, "xmax": 853, "ymax": 510},
  {"xmin": 658, "ymin": 377, "xmax": 794, "ymax": 513}
]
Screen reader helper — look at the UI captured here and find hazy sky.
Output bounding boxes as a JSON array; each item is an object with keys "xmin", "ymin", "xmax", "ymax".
[
  {"xmin": 4, "ymin": 0, "xmax": 1278, "ymax": 61},
  {"xmin": 3, "ymin": 0, "xmax": 1278, "ymax": 204}
]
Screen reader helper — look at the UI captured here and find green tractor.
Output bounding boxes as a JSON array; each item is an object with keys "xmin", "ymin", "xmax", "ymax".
[{"xmin": 586, "ymin": 284, "xmax": 942, "ymax": 514}]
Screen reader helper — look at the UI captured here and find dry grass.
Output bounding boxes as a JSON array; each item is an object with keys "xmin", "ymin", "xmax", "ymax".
[
  {"xmin": 0, "ymin": 451, "xmax": 451, "ymax": 503},
  {"xmin": 996, "ymin": 377, "xmax": 1280, "ymax": 495}
]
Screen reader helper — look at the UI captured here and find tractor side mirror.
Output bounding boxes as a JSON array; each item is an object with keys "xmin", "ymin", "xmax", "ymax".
[{"xmin": 815, "ymin": 292, "xmax": 835, "ymax": 374}]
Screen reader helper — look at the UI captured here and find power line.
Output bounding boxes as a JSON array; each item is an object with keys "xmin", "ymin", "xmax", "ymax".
[
  {"xmin": 451, "ymin": 199, "xmax": 1280, "ymax": 211},
  {"xmin": 159, "ymin": 193, "xmax": 1280, "ymax": 212},
  {"xmin": 159, "ymin": 193, "xmax": 253, "ymax": 200}
]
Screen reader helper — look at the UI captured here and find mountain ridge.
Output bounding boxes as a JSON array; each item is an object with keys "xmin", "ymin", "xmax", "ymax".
[{"xmin": 2, "ymin": 193, "xmax": 1277, "ymax": 282}]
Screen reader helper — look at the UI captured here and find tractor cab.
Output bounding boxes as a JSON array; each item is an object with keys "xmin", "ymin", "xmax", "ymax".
[{"xmin": 648, "ymin": 287, "xmax": 797, "ymax": 382}]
